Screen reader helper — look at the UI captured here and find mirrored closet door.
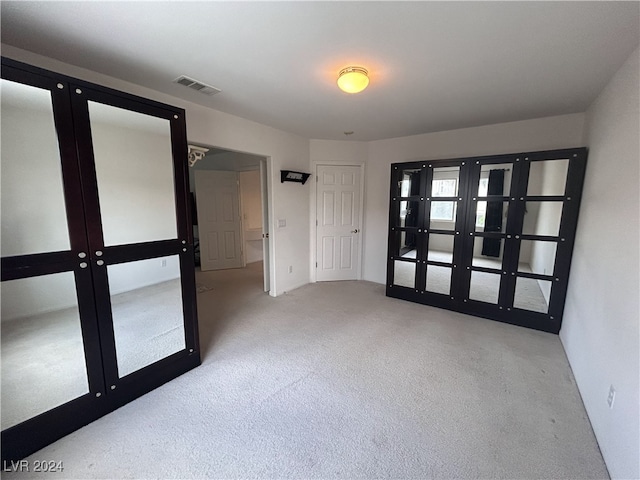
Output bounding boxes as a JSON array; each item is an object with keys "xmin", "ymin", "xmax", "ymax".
[
  {"xmin": 1, "ymin": 58, "xmax": 200, "ymax": 462},
  {"xmin": 387, "ymin": 148, "xmax": 587, "ymax": 333}
]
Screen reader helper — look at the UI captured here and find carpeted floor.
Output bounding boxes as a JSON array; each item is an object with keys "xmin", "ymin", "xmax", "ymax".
[{"xmin": 2, "ymin": 262, "xmax": 608, "ymax": 479}]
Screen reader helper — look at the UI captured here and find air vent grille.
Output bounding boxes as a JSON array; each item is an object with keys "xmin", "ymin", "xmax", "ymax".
[{"xmin": 174, "ymin": 76, "xmax": 221, "ymax": 96}]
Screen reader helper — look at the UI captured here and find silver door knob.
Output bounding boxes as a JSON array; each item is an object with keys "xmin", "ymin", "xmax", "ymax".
[{"xmin": 351, "ymin": 229, "xmax": 359, "ymax": 233}]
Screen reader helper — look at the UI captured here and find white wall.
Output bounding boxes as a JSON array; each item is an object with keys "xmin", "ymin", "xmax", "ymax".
[
  {"xmin": 560, "ymin": 47, "xmax": 640, "ymax": 480},
  {"xmin": 363, "ymin": 114, "xmax": 586, "ymax": 284},
  {"xmin": 3, "ymin": 44, "xmax": 310, "ymax": 296}
]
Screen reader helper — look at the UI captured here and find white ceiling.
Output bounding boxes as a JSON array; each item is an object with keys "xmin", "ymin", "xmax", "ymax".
[{"xmin": 1, "ymin": 1, "xmax": 638, "ymax": 142}]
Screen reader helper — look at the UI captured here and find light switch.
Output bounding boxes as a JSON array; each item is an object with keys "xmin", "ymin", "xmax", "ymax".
[{"xmin": 278, "ymin": 219, "xmax": 286, "ymax": 228}]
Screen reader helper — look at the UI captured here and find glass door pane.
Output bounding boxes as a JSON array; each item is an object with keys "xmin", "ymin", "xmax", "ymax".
[
  {"xmin": 1, "ymin": 272, "xmax": 89, "ymax": 430},
  {"xmin": 514, "ymin": 277, "xmax": 552, "ymax": 313},
  {"xmin": 518, "ymin": 240, "xmax": 557, "ymax": 275},
  {"xmin": 394, "ymin": 167, "xmax": 422, "ymax": 197},
  {"xmin": 527, "ymin": 159, "xmax": 569, "ymax": 196},
  {"xmin": 393, "ymin": 260, "xmax": 416, "ymax": 289},
  {"xmin": 427, "ymin": 233, "xmax": 454, "ymax": 263},
  {"xmin": 522, "ymin": 201, "xmax": 563, "ymax": 236},
  {"xmin": 108, "ymin": 256, "xmax": 186, "ymax": 378},
  {"xmin": 0, "ymin": 79, "xmax": 70, "ymax": 257},
  {"xmin": 88, "ymin": 102, "xmax": 177, "ymax": 246},
  {"xmin": 431, "ymin": 166, "xmax": 460, "ymax": 197},
  {"xmin": 469, "ymin": 271, "xmax": 501, "ymax": 304},
  {"xmin": 477, "ymin": 163, "xmax": 513, "ymax": 196},
  {"xmin": 398, "ymin": 200, "xmax": 421, "ymax": 228},
  {"xmin": 472, "ymin": 236, "xmax": 505, "ymax": 268}
]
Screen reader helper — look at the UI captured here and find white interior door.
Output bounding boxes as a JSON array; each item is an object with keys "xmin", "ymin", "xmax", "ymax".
[
  {"xmin": 195, "ymin": 170, "xmax": 243, "ymax": 271},
  {"xmin": 316, "ymin": 165, "xmax": 362, "ymax": 281},
  {"xmin": 260, "ymin": 160, "xmax": 270, "ymax": 292}
]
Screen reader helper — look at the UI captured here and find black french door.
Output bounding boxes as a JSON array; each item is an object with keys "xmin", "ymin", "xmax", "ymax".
[
  {"xmin": 387, "ymin": 148, "xmax": 587, "ymax": 333},
  {"xmin": 1, "ymin": 58, "xmax": 200, "ymax": 461}
]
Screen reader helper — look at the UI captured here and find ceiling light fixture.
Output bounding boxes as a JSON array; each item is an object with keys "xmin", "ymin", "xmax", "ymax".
[{"xmin": 337, "ymin": 66, "xmax": 369, "ymax": 94}]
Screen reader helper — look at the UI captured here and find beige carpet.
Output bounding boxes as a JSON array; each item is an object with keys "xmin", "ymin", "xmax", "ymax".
[{"xmin": 2, "ymin": 262, "xmax": 608, "ymax": 479}]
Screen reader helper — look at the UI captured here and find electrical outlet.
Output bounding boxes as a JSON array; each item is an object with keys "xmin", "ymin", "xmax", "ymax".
[
  {"xmin": 161, "ymin": 259, "xmax": 167, "ymax": 267},
  {"xmin": 288, "ymin": 265, "xmax": 293, "ymax": 274},
  {"xmin": 607, "ymin": 385, "xmax": 616, "ymax": 409},
  {"xmin": 278, "ymin": 219, "xmax": 286, "ymax": 228}
]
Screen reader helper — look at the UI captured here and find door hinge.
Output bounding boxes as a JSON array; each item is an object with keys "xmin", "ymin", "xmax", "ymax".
[
  {"xmin": 316, "ymin": 219, "xmax": 318, "ymax": 226},
  {"xmin": 316, "ymin": 262, "xmax": 318, "ymax": 268},
  {"xmin": 316, "ymin": 175, "xmax": 318, "ymax": 182}
]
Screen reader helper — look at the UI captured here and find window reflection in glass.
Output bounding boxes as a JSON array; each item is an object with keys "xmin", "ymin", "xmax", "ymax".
[
  {"xmin": 430, "ymin": 202, "xmax": 457, "ymax": 229},
  {"xmin": 432, "ymin": 166, "xmax": 459, "ymax": 197}
]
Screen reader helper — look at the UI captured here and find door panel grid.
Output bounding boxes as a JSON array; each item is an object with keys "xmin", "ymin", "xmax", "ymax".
[
  {"xmin": 316, "ymin": 165, "xmax": 362, "ymax": 282},
  {"xmin": 387, "ymin": 148, "xmax": 587, "ymax": 334},
  {"xmin": 1, "ymin": 57, "xmax": 200, "ymax": 463}
]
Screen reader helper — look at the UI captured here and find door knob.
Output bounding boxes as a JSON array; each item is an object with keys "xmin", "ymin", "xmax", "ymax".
[{"xmin": 351, "ymin": 229, "xmax": 359, "ymax": 234}]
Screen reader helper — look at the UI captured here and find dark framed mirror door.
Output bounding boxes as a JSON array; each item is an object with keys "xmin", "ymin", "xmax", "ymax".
[
  {"xmin": 387, "ymin": 148, "xmax": 587, "ymax": 334},
  {"xmin": 1, "ymin": 58, "xmax": 200, "ymax": 462},
  {"xmin": 69, "ymin": 84, "xmax": 199, "ymax": 401}
]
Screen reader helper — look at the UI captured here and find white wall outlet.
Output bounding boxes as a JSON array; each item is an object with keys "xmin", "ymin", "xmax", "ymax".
[
  {"xmin": 607, "ymin": 384, "xmax": 616, "ymax": 409},
  {"xmin": 278, "ymin": 219, "xmax": 286, "ymax": 228},
  {"xmin": 288, "ymin": 265, "xmax": 293, "ymax": 274},
  {"xmin": 161, "ymin": 259, "xmax": 167, "ymax": 267}
]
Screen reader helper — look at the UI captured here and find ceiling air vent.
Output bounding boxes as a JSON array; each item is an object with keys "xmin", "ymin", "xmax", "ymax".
[{"xmin": 174, "ymin": 75, "xmax": 221, "ymax": 96}]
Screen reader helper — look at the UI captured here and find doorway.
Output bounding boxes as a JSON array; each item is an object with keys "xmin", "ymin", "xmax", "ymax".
[
  {"xmin": 188, "ymin": 146, "xmax": 271, "ymax": 294},
  {"xmin": 315, "ymin": 164, "xmax": 364, "ymax": 282}
]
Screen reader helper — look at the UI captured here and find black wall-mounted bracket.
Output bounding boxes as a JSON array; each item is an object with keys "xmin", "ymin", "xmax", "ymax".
[{"xmin": 281, "ymin": 170, "xmax": 311, "ymax": 184}]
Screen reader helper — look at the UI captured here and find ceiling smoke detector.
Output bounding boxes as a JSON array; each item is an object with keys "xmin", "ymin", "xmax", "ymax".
[{"xmin": 174, "ymin": 76, "xmax": 221, "ymax": 96}]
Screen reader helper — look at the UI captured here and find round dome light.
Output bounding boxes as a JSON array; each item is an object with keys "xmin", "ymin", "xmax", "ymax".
[{"xmin": 337, "ymin": 66, "xmax": 369, "ymax": 94}]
